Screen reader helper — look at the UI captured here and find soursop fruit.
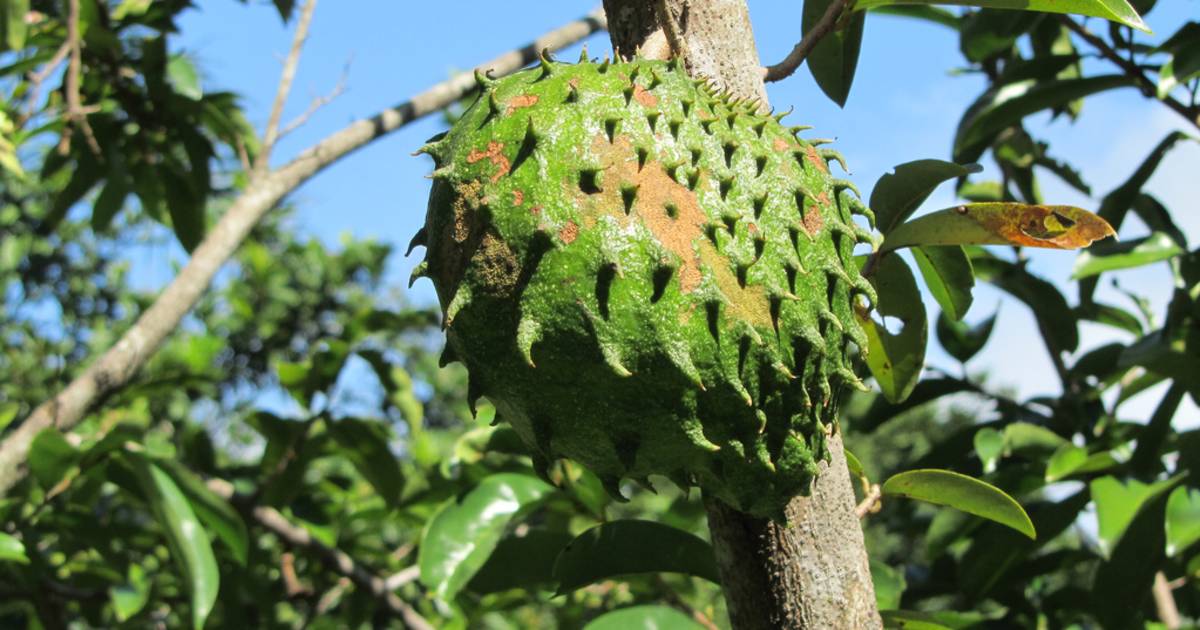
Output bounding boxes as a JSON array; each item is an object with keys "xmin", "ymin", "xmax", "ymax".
[{"xmin": 411, "ymin": 53, "xmax": 877, "ymax": 519}]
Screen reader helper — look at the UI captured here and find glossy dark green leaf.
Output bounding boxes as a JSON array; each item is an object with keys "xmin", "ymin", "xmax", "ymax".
[
  {"xmin": 276, "ymin": 340, "xmax": 351, "ymax": 407},
  {"xmin": 0, "ymin": 532, "xmax": 28, "ymax": 564},
  {"xmin": 913, "ymin": 246, "xmax": 974, "ymax": 321},
  {"xmin": 161, "ymin": 166, "xmax": 205, "ymax": 253},
  {"xmin": 553, "ymin": 519, "xmax": 720, "ymax": 594},
  {"xmin": 583, "ymin": 606, "xmax": 705, "ymax": 630},
  {"xmin": 1091, "ymin": 474, "xmax": 1183, "ymax": 558},
  {"xmin": 1075, "ymin": 301, "xmax": 1143, "ymax": 335},
  {"xmin": 804, "ymin": 0, "xmax": 866, "ymax": 106},
  {"xmin": 327, "ymin": 418, "xmax": 404, "ymax": 507},
  {"xmin": 418, "ymin": 473, "xmax": 554, "ymax": 601},
  {"xmin": 858, "ymin": 254, "xmax": 927, "ymax": 403},
  {"xmin": 1071, "ymin": 232, "xmax": 1183, "ymax": 279},
  {"xmin": 1092, "ymin": 481, "xmax": 1173, "ymax": 628},
  {"xmin": 957, "ymin": 8, "xmax": 1040, "ymax": 61},
  {"xmin": 871, "ymin": 160, "xmax": 980, "ymax": 235},
  {"xmin": 271, "ymin": 0, "xmax": 296, "ymax": 21},
  {"xmin": 871, "ymin": 558, "xmax": 907, "ymax": 610},
  {"xmin": 468, "ymin": 529, "xmax": 574, "ymax": 594},
  {"xmin": 29, "ymin": 428, "xmax": 80, "ymax": 489},
  {"xmin": 155, "ymin": 459, "xmax": 249, "ymax": 565},
  {"xmin": 1166, "ymin": 486, "xmax": 1200, "ymax": 557},
  {"xmin": 856, "ymin": 0, "xmax": 1147, "ymax": 33},
  {"xmin": 883, "ymin": 469, "xmax": 1036, "ymax": 539},
  {"xmin": 971, "ymin": 253, "xmax": 1079, "ymax": 352},
  {"xmin": 44, "ymin": 154, "xmax": 102, "ymax": 232},
  {"xmin": 954, "ymin": 76, "xmax": 1135, "ymax": 162},
  {"xmin": 129, "ymin": 455, "xmax": 219, "ymax": 630},
  {"xmin": 1130, "ymin": 385, "xmax": 1185, "ymax": 475},
  {"xmin": 936, "ymin": 310, "xmax": 995, "ymax": 363}
]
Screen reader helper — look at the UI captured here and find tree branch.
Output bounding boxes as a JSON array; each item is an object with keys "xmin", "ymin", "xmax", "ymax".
[
  {"xmin": 59, "ymin": 0, "xmax": 101, "ymax": 156},
  {"xmin": 0, "ymin": 8, "xmax": 607, "ymax": 496},
  {"xmin": 1058, "ymin": 16, "xmax": 1200, "ymax": 131},
  {"xmin": 255, "ymin": 0, "xmax": 319, "ymax": 179},
  {"xmin": 207, "ymin": 480, "xmax": 431, "ymax": 629},
  {"xmin": 1152, "ymin": 571, "xmax": 1182, "ymax": 630},
  {"xmin": 763, "ymin": 0, "xmax": 852, "ymax": 83}
]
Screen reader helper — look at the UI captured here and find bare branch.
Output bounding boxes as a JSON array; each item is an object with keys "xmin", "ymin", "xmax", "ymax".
[
  {"xmin": 255, "ymin": 0, "xmax": 319, "ymax": 179},
  {"xmin": 1153, "ymin": 571, "xmax": 1182, "ymax": 630},
  {"xmin": 58, "ymin": 0, "xmax": 101, "ymax": 156},
  {"xmin": 1059, "ymin": 16, "xmax": 1200, "ymax": 131},
  {"xmin": 763, "ymin": 0, "xmax": 852, "ymax": 83},
  {"xmin": 0, "ymin": 8, "xmax": 607, "ymax": 496},
  {"xmin": 207, "ymin": 480, "xmax": 432, "ymax": 629},
  {"xmin": 279, "ymin": 62, "xmax": 350, "ymax": 138},
  {"xmin": 19, "ymin": 41, "xmax": 70, "ymax": 128},
  {"xmin": 384, "ymin": 566, "xmax": 420, "ymax": 591}
]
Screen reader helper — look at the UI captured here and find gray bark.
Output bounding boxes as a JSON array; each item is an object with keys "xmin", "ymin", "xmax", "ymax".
[{"xmin": 601, "ymin": 2, "xmax": 881, "ymax": 628}]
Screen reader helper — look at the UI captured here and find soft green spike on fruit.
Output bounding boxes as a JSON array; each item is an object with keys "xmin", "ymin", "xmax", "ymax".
[
  {"xmin": 416, "ymin": 58, "xmax": 876, "ymax": 519},
  {"xmin": 408, "ymin": 261, "xmax": 428, "ymax": 288}
]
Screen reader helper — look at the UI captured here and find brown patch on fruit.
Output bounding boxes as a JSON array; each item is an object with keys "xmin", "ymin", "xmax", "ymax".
[
  {"xmin": 699, "ymin": 244, "xmax": 770, "ymax": 329},
  {"xmin": 467, "ymin": 141, "xmax": 511, "ymax": 182},
  {"xmin": 633, "ymin": 84, "xmax": 658, "ymax": 107},
  {"xmin": 512, "ymin": 190, "xmax": 525, "ymax": 206},
  {"xmin": 471, "ymin": 231, "xmax": 520, "ymax": 296},
  {"xmin": 804, "ymin": 145, "xmax": 828, "ymax": 174},
  {"xmin": 506, "ymin": 94, "xmax": 539, "ymax": 115},
  {"xmin": 816, "ymin": 191, "xmax": 831, "ymax": 207},
  {"xmin": 801, "ymin": 203, "xmax": 824, "ymax": 236},
  {"xmin": 773, "ymin": 138, "xmax": 790, "ymax": 152},
  {"xmin": 559, "ymin": 220, "xmax": 579, "ymax": 244}
]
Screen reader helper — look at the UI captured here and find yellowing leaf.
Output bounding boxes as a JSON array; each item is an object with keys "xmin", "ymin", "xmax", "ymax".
[{"xmin": 882, "ymin": 203, "xmax": 1116, "ymax": 252}]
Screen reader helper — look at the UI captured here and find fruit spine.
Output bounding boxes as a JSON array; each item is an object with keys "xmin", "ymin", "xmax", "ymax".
[{"xmin": 411, "ymin": 52, "xmax": 876, "ymax": 519}]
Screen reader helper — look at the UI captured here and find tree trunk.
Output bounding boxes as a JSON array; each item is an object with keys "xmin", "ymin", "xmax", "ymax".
[{"xmin": 600, "ymin": 2, "xmax": 881, "ymax": 628}]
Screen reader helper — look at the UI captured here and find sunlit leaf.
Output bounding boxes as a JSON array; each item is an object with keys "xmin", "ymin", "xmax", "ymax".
[
  {"xmin": 912, "ymin": 245, "xmax": 974, "ymax": 320},
  {"xmin": 418, "ymin": 473, "xmax": 555, "ymax": 601},
  {"xmin": 1091, "ymin": 474, "xmax": 1184, "ymax": 558},
  {"xmin": 1045, "ymin": 444, "xmax": 1088, "ymax": 482},
  {"xmin": 1071, "ymin": 232, "xmax": 1183, "ymax": 279},
  {"xmin": 110, "ymin": 564, "xmax": 150, "ymax": 622},
  {"xmin": 974, "ymin": 428, "xmax": 1004, "ymax": 474},
  {"xmin": 553, "ymin": 520, "xmax": 720, "ymax": 594},
  {"xmin": 583, "ymin": 606, "xmax": 705, "ymax": 630},
  {"xmin": 1166, "ymin": 487, "xmax": 1200, "ymax": 557},
  {"xmin": 0, "ymin": 532, "xmax": 28, "ymax": 564},
  {"xmin": 857, "ymin": 254, "xmax": 927, "ymax": 403},
  {"xmin": 167, "ymin": 55, "xmax": 203, "ymax": 100},
  {"xmin": 129, "ymin": 455, "xmax": 219, "ymax": 630},
  {"xmin": 155, "ymin": 459, "xmax": 249, "ymax": 565},
  {"xmin": 871, "ymin": 159, "xmax": 980, "ymax": 235},
  {"xmin": 29, "ymin": 428, "xmax": 80, "ymax": 489},
  {"xmin": 883, "ymin": 469, "xmax": 1036, "ymax": 539},
  {"xmin": 882, "ymin": 203, "xmax": 1116, "ymax": 252}
]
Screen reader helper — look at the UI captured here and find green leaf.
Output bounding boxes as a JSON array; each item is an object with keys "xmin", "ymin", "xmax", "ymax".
[
  {"xmin": 110, "ymin": 564, "xmax": 150, "ymax": 622},
  {"xmin": 0, "ymin": 532, "xmax": 28, "ymax": 564},
  {"xmin": 155, "ymin": 459, "xmax": 249, "ymax": 565},
  {"xmin": 468, "ymin": 529, "xmax": 574, "ymax": 594},
  {"xmin": 880, "ymin": 610, "xmax": 956, "ymax": 629},
  {"xmin": 1092, "ymin": 479, "xmax": 1173, "ymax": 628},
  {"xmin": 936, "ymin": 310, "xmax": 995, "ymax": 363},
  {"xmin": 974, "ymin": 428, "xmax": 1004, "ymax": 474},
  {"xmin": 1091, "ymin": 474, "xmax": 1184, "ymax": 558},
  {"xmin": 112, "ymin": 0, "xmax": 153, "ymax": 19},
  {"xmin": 845, "ymin": 448, "xmax": 867, "ymax": 482},
  {"xmin": 167, "ymin": 54, "xmax": 203, "ymax": 100},
  {"xmin": 804, "ymin": 0, "xmax": 866, "ymax": 107},
  {"xmin": 129, "ymin": 455, "xmax": 219, "ymax": 630},
  {"xmin": 1157, "ymin": 41, "xmax": 1200, "ymax": 98},
  {"xmin": 327, "ymin": 418, "xmax": 404, "ymax": 507},
  {"xmin": 0, "ymin": 401, "xmax": 17, "ymax": 431},
  {"xmin": 970, "ymin": 253, "xmax": 1079, "ymax": 352},
  {"xmin": 871, "ymin": 159, "xmax": 980, "ymax": 235},
  {"xmin": 161, "ymin": 166, "xmax": 206, "ymax": 253},
  {"xmin": 3, "ymin": 0, "xmax": 29, "ymax": 50},
  {"xmin": 583, "ymin": 606, "xmax": 706, "ymax": 630},
  {"xmin": 29, "ymin": 428, "xmax": 80, "ymax": 489},
  {"xmin": 882, "ymin": 469, "xmax": 1037, "ymax": 539},
  {"xmin": 858, "ymin": 254, "xmax": 927, "ymax": 403},
  {"xmin": 553, "ymin": 520, "xmax": 720, "ymax": 594},
  {"xmin": 1045, "ymin": 444, "xmax": 1088, "ymax": 482},
  {"xmin": 1003, "ymin": 422, "xmax": 1068, "ymax": 458},
  {"xmin": 882, "ymin": 203, "xmax": 1116, "ymax": 252},
  {"xmin": 855, "ymin": 0, "xmax": 1149, "ymax": 34},
  {"xmin": 1166, "ymin": 486, "xmax": 1200, "ymax": 557},
  {"xmin": 871, "ymin": 558, "xmax": 907, "ymax": 610},
  {"xmin": 912, "ymin": 245, "xmax": 974, "ymax": 320},
  {"xmin": 418, "ymin": 473, "xmax": 555, "ymax": 601},
  {"xmin": 1071, "ymin": 232, "xmax": 1183, "ymax": 279},
  {"xmin": 953, "ymin": 76, "xmax": 1136, "ymax": 162}
]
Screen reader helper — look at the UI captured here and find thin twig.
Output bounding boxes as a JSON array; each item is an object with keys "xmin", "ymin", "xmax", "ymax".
[
  {"xmin": 763, "ymin": 0, "xmax": 852, "ymax": 82},
  {"xmin": 0, "ymin": 8, "xmax": 607, "ymax": 496},
  {"xmin": 207, "ymin": 479, "xmax": 433, "ymax": 630},
  {"xmin": 255, "ymin": 0, "xmax": 319, "ymax": 179},
  {"xmin": 59, "ymin": 0, "xmax": 101, "ymax": 156},
  {"xmin": 855, "ymin": 484, "xmax": 882, "ymax": 518},
  {"xmin": 1152, "ymin": 571, "xmax": 1182, "ymax": 629},
  {"xmin": 19, "ymin": 42, "xmax": 70, "ymax": 127},
  {"xmin": 279, "ymin": 63, "xmax": 349, "ymax": 138},
  {"xmin": 1058, "ymin": 16, "xmax": 1200, "ymax": 131},
  {"xmin": 383, "ymin": 566, "xmax": 420, "ymax": 591}
]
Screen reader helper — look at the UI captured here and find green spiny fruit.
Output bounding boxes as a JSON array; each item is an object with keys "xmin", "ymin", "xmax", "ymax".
[{"xmin": 412, "ymin": 53, "xmax": 877, "ymax": 519}]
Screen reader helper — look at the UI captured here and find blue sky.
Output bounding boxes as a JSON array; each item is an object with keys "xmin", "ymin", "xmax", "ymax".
[{"xmin": 170, "ymin": 1, "xmax": 1198, "ymax": 425}]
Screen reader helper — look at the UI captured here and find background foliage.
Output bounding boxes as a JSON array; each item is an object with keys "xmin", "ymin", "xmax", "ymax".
[{"xmin": 0, "ymin": 0, "xmax": 1197, "ymax": 628}]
